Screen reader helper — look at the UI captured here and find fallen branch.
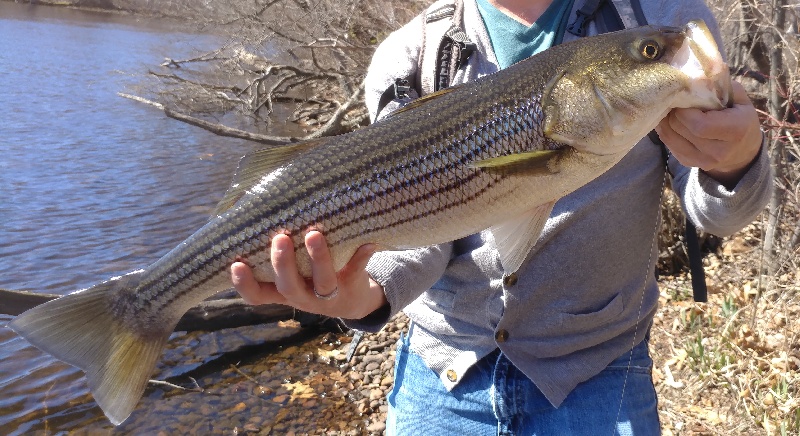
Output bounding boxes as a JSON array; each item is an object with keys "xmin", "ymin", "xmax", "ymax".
[
  {"xmin": 0, "ymin": 288, "xmax": 300, "ymax": 332},
  {"xmin": 304, "ymin": 84, "xmax": 365, "ymax": 139},
  {"xmin": 118, "ymin": 92, "xmax": 295, "ymax": 145},
  {"xmin": 148, "ymin": 378, "xmax": 204, "ymax": 392}
]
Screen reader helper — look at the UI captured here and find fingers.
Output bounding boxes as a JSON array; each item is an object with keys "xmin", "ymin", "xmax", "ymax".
[
  {"xmin": 306, "ymin": 231, "xmax": 338, "ymax": 297},
  {"xmin": 655, "ymin": 115, "xmax": 702, "ymax": 163},
  {"xmin": 656, "ymin": 80, "xmax": 762, "ymax": 174},
  {"xmin": 339, "ymin": 243, "xmax": 377, "ymax": 280},
  {"xmin": 230, "ymin": 261, "xmax": 286, "ymax": 306},
  {"xmin": 730, "ymin": 80, "xmax": 751, "ymax": 106},
  {"xmin": 671, "ymin": 83, "xmax": 755, "ymax": 145},
  {"xmin": 271, "ymin": 233, "xmax": 310, "ymax": 300},
  {"xmin": 231, "ymin": 231, "xmax": 386, "ymax": 319}
]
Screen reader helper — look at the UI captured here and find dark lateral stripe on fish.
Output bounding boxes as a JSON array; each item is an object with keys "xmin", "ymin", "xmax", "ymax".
[
  {"xmin": 138, "ymin": 162, "xmax": 499, "ymax": 313},
  {"xmin": 145, "ymin": 95, "xmax": 546, "ymax": 311},
  {"xmin": 148, "ymin": 169, "xmax": 506, "ymax": 316},
  {"xmin": 323, "ymin": 173, "xmax": 504, "ymax": 248},
  {"xmin": 132, "ymin": 96, "xmax": 545, "ymax": 310}
]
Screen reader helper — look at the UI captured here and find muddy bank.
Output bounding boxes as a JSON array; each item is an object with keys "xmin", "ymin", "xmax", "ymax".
[{"xmin": 143, "ymin": 315, "xmax": 409, "ymax": 435}]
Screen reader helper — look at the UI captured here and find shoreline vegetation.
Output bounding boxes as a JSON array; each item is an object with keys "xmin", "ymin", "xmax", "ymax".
[{"xmin": 4, "ymin": 0, "xmax": 798, "ymax": 434}]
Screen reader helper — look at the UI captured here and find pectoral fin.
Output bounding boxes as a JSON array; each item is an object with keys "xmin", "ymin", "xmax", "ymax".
[
  {"xmin": 490, "ymin": 200, "xmax": 556, "ymax": 274},
  {"xmin": 211, "ymin": 138, "xmax": 327, "ymax": 217},
  {"xmin": 471, "ymin": 150, "xmax": 564, "ymax": 176}
]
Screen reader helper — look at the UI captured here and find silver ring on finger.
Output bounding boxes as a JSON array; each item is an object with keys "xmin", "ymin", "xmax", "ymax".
[{"xmin": 313, "ymin": 286, "xmax": 339, "ymax": 300}]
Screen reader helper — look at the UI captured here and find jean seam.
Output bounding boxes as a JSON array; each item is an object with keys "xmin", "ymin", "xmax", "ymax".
[{"xmin": 605, "ymin": 366, "xmax": 652, "ymax": 375}]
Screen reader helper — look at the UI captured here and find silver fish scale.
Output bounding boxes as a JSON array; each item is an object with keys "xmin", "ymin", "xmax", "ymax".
[{"xmin": 124, "ymin": 88, "xmax": 557, "ymax": 322}]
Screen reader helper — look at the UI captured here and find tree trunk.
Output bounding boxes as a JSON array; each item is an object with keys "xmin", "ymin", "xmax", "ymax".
[{"xmin": 763, "ymin": 0, "xmax": 788, "ymax": 276}]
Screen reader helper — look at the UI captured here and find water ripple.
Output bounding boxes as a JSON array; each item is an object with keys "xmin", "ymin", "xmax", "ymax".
[{"xmin": 0, "ymin": 3, "xmax": 258, "ymax": 432}]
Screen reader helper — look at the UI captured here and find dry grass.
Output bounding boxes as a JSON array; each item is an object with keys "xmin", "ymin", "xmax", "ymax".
[
  {"xmin": 652, "ymin": 217, "xmax": 799, "ymax": 435},
  {"xmin": 651, "ymin": 2, "xmax": 800, "ymax": 433}
]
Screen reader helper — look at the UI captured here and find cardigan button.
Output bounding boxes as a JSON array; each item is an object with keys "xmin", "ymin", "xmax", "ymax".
[
  {"xmin": 503, "ymin": 273, "xmax": 518, "ymax": 287},
  {"xmin": 495, "ymin": 329, "xmax": 509, "ymax": 343},
  {"xmin": 446, "ymin": 369, "xmax": 458, "ymax": 382}
]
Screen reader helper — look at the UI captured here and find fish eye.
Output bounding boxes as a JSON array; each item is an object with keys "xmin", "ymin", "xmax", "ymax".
[{"xmin": 639, "ymin": 40, "xmax": 661, "ymax": 60}]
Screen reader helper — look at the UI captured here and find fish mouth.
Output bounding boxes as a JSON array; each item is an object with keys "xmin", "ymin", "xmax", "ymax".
[{"xmin": 672, "ymin": 20, "xmax": 733, "ymax": 109}]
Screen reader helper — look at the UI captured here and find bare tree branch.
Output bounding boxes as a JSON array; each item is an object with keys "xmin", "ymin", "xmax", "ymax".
[{"xmin": 118, "ymin": 92, "xmax": 295, "ymax": 144}]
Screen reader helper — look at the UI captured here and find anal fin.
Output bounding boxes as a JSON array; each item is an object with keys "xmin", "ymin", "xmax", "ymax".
[{"xmin": 490, "ymin": 201, "xmax": 556, "ymax": 274}]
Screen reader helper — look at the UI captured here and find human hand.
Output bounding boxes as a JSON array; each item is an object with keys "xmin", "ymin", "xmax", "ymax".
[
  {"xmin": 656, "ymin": 81, "xmax": 763, "ymax": 189},
  {"xmin": 230, "ymin": 231, "xmax": 388, "ymax": 320}
]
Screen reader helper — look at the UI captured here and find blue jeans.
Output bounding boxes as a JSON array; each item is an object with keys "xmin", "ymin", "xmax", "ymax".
[{"xmin": 386, "ymin": 329, "xmax": 660, "ymax": 435}]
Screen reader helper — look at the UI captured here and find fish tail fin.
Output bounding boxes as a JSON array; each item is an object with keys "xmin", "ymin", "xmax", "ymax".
[{"xmin": 8, "ymin": 271, "xmax": 169, "ymax": 425}]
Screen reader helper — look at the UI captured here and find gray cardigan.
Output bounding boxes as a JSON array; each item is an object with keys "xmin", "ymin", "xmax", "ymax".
[{"xmin": 350, "ymin": 0, "xmax": 773, "ymax": 407}]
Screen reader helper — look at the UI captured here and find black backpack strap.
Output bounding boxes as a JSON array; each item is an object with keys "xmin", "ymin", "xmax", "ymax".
[
  {"xmin": 435, "ymin": 25, "xmax": 476, "ymax": 91},
  {"xmin": 648, "ymin": 130, "xmax": 709, "ymax": 303},
  {"xmin": 377, "ymin": 0, "xmax": 475, "ymax": 117},
  {"xmin": 426, "ymin": 0, "xmax": 475, "ymax": 92},
  {"xmin": 607, "ymin": 0, "xmax": 648, "ymax": 28},
  {"xmin": 567, "ymin": 0, "xmax": 647, "ymax": 37},
  {"xmin": 567, "ymin": 0, "xmax": 605, "ymax": 37},
  {"xmin": 684, "ymin": 221, "xmax": 708, "ymax": 302}
]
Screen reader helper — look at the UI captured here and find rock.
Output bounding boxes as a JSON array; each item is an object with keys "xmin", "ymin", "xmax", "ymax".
[
  {"xmin": 362, "ymin": 354, "xmax": 384, "ymax": 364},
  {"xmin": 369, "ymin": 389, "xmax": 383, "ymax": 401},
  {"xmin": 367, "ymin": 421, "xmax": 386, "ymax": 433}
]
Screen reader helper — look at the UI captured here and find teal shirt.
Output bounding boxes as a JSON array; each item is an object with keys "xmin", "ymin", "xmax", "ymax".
[{"xmin": 476, "ymin": 0, "xmax": 574, "ymax": 69}]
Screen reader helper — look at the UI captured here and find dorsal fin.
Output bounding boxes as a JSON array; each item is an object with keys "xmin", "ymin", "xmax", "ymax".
[
  {"xmin": 211, "ymin": 138, "xmax": 327, "ymax": 217},
  {"xmin": 384, "ymin": 86, "xmax": 458, "ymax": 119}
]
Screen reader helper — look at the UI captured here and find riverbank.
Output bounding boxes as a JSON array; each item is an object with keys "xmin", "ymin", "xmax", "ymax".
[{"xmin": 1, "ymin": 1, "xmax": 795, "ymax": 433}]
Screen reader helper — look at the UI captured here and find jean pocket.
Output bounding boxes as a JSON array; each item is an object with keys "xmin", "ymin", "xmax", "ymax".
[
  {"xmin": 388, "ymin": 332, "xmax": 411, "ymax": 405},
  {"xmin": 607, "ymin": 338, "xmax": 653, "ymax": 373}
]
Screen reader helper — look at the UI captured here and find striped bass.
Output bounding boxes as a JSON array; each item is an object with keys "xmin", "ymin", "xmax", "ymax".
[{"xmin": 10, "ymin": 20, "xmax": 732, "ymax": 425}]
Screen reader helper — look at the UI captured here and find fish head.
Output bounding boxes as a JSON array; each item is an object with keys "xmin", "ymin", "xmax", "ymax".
[{"xmin": 542, "ymin": 19, "xmax": 732, "ymax": 155}]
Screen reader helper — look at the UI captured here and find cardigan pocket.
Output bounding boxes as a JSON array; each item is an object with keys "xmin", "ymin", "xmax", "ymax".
[
  {"xmin": 525, "ymin": 292, "xmax": 626, "ymax": 358},
  {"xmin": 559, "ymin": 291, "xmax": 625, "ymax": 329}
]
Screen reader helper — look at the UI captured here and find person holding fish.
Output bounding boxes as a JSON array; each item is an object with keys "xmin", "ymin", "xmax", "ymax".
[
  {"xmin": 9, "ymin": 0, "xmax": 772, "ymax": 431},
  {"xmin": 232, "ymin": 0, "xmax": 771, "ymax": 433}
]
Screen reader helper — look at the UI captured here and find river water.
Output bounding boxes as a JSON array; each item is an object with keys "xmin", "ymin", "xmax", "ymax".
[{"xmin": 0, "ymin": 3, "xmax": 300, "ymax": 433}]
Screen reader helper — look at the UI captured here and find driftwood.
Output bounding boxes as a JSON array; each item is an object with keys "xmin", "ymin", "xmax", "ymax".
[
  {"xmin": 118, "ymin": 87, "xmax": 365, "ymax": 145},
  {"xmin": 0, "ymin": 288, "xmax": 305, "ymax": 332},
  {"xmin": 117, "ymin": 93, "xmax": 295, "ymax": 146}
]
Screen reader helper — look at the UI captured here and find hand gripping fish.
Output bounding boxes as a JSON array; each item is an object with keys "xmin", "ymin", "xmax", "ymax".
[{"xmin": 10, "ymin": 21, "xmax": 732, "ymax": 425}]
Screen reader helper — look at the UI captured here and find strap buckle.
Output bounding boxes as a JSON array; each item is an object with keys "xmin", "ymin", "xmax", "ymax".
[
  {"xmin": 394, "ymin": 78, "xmax": 411, "ymax": 100},
  {"xmin": 567, "ymin": 10, "xmax": 593, "ymax": 36}
]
